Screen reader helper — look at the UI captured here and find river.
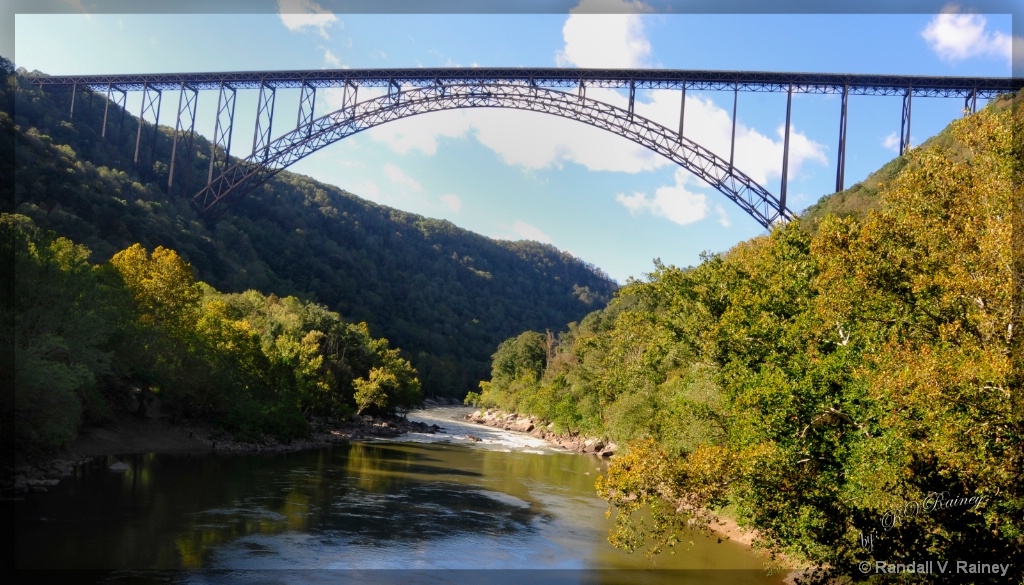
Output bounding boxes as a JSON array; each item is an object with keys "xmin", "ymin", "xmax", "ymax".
[{"xmin": 13, "ymin": 407, "xmax": 787, "ymax": 584}]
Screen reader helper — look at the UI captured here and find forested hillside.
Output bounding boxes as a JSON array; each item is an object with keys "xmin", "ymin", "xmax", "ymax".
[
  {"xmin": 5, "ymin": 58, "xmax": 616, "ymax": 399},
  {"xmin": 475, "ymin": 91, "xmax": 1023, "ymax": 582},
  {"xmin": 6, "ymin": 213, "xmax": 423, "ymax": 458}
]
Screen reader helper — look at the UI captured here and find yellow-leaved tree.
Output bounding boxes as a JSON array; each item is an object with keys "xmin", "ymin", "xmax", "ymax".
[{"xmin": 109, "ymin": 244, "xmax": 204, "ymax": 415}]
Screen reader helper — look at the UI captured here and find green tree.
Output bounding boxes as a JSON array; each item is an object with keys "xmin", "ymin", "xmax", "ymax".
[
  {"xmin": 593, "ymin": 95, "xmax": 1023, "ymax": 582},
  {"xmin": 6, "ymin": 214, "xmax": 119, "ymax": 455}
]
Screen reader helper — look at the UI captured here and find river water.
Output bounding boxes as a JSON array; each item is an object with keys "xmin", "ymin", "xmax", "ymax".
[{"xmin": 13, "ymin": 407, "xmax": 787, "ymax": 584}]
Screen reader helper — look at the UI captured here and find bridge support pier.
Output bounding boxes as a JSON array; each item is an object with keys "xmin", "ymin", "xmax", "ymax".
[
  {"xmin": 169, "ymin": 82, "xmax": 199, "ymax": 194},
  {"xmin": 677, "ymin": 82, "xmax": 686, "ymax": 141},
  {"xmin": 388, "ymin": 79, "xmax": 401, "ymax": 105},
  {"xmin": 134, "ymin": 82, "xmax": 162, "ymax": 167},
  {"xmin": 101, "ymin": 83, "xmax": 127, "ymax": 142},
  {"xmin": 964, "ymin": 88, "xmax": 977, "ymax": 115},
  {"xmin": 253, "ymin": 81, "xmax": 276, "ymax": 163},
  {"xmin": 208, "ymin": 81, "xmax": 237, "ymax": 184},
  {"xmin": 836, "ymin": 84, "xmax": 848, "ymax": 193},
  {"xmin": 628, "ymin": 80, "xmax": 635, "ymax": 120},
  {"xmin": 780, "ymin": 83, "xmax": 792, "ymax": 213},
  {"xmin": 899, "ymin": 88, "xmax": 913, "ymax": 155},
  {"xmin": 342, "ymin": 80, "xmax": 358, "ymax": 111},
  {"xmin": 297, "ymin": 80, "xmax": 317, "ymax": 136},
  {"xmin": 729, "ymin": 84, "xmax": 738, "ymax": 168}
]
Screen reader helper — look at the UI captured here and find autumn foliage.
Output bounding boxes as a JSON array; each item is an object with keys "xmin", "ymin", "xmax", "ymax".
[
  {"xmin": 5, "ymin": 219, "xmax": 423, "ymax": 456},
  {"xmin": 484, "ymin": 92, "xmax": 1023, "ymax": 582}
]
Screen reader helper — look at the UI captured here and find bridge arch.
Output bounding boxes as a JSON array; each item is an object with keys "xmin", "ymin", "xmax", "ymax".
[{"xmin": 193, "ymin": 82, "xmax": 792, "ymax": 227}]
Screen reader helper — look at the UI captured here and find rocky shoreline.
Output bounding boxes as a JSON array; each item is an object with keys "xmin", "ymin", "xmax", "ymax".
[
  {"xmin": 464, "ymin": 408, "xmax": 618, "ymax": 457},
  {"xmin": 5, "ymin": 412, "xmax": 442, "ymax": 500}
]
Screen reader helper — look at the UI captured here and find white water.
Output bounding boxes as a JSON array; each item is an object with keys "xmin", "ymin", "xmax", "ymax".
[{"xmin": 400, "ymin": 406, "xmax": 558, "ymax": 454}]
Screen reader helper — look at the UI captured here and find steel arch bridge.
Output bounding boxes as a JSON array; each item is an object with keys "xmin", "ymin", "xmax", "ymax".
[
  {"xmin": 31, "ymin": 67, "xmax": 1024, "ymax": 228},
  {"xmin": 196, "ymin": 82, "xmax": 789, "ymax": 225}
]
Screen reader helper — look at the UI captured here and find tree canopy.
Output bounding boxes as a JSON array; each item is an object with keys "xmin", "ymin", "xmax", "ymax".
[
  {"xmin": 4, "ymin": 214, "xmax": 427, "ymax": 456},
  {"xmin": 477, "ymin": 91, "xmax": 1024, "ymax": 582}
]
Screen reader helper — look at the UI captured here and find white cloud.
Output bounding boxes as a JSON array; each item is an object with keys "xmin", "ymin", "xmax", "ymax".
[
  {"xmin": 440, "ymin": 194, "xmax": 462, "ymax": 213},
  {"xmin": 369, "ymin": 108, "xmax": 474, "ymax": 156},
  {"xmin": 471, "ymin": 95, "xmax": 665, "ymax": 172},
  {"xmin": 556, "ymin": 0, "xmax": 652, "ymax": 68},
  {"xmin": 634, "ymin": 90, "xmax": 828, "ymax": 185},
  {"xmin": 615, "ymin": 168, "xmax": 710, "ymax": 226},
  {"xmin": 882, "ymin": 132, "xmax": 900, "ymax": 152},
  {"xmin": 364, "ymin": 86, "xmax": 827, "ymax": 190},
  {"xmin": 715, "ymin": 204, "xmax": 731, "ymax": 228},
  {"xmin": 322, "ymin": 47, "xmax": 342, "ymax": 68},
  {"xmin": 512, "ymin": 221, "xmax": 554, "ymax": 244},
  {"xmin": 383, "ymin": 163, "xmax": 422, "ymax": 192},
  {"xmin": 616, "ymin": 191, "xmax": 648, "ymax": 213},
  {"xmin": 777, "ymin": 123, "xmax": 829, "ymax": 174},
  {"xmin": 277, "ymin": 0, "xmax": 338, "ymax": 40},
  {"xmin": 922, "ymin": 7, "xmax": 1012, "ymax": 64},
  {"xmin": 322, "ymin": 88, "xmax": 345, "ymax": 112}
]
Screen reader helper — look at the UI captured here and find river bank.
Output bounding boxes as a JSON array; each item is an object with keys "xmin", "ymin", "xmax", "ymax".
[
  {"xmin": 463, "ymin": 408, "xmax": 619, "ymax": 457},
  {"xmin": 463, "ymin": 407, "xmax": 812, "ymax": 583},
  {"xmin": 6, "ymin": 407, "xmax": 444, "ymax": 499}
]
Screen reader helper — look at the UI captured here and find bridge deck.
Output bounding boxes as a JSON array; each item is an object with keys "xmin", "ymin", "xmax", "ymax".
[{"xmin": 29, "ymin": 67, "xmax": 1023, "ymax": 98}]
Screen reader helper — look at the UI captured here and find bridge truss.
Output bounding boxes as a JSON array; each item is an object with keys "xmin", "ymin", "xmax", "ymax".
[{"xmin": 31, "ymin": 68, "xmax": 1023, "ymax": 227}]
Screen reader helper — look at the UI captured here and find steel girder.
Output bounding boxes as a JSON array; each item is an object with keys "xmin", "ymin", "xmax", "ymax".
[
  {"xmin": 192, "ymin": 82, "xmax": 792, "ymax": 228},
  {"xmin": 252, "ymin": 81, "xmax": 276, "ymax": 164},
  {"xmin": 101, "ymin": 83, "xmax": 127, "ymax": 141},
  {"xmin": 208, "ymin": 81, "xmax": 237, "ymax": 184},
  {"xmin": 900, "ymin": 89, "xmax": 913, "ymax": 155},
  {"xmin": 30, "ymin": 68, "xmax": 1023, "ymax": 99},
  {"xmin": 169, "ymin": 82, "xmax": 199, "ymax": 194},
  {"xmin": 836, "ymin": 85, "xmax": 849, "ymax": 193},
  {"xmin": 133, "ymin": 82, "xmax": 162, "ymax": 166}
]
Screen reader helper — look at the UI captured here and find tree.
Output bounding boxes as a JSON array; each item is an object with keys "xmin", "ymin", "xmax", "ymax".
[
  {"xmin": 353, "ymin": 343, "xmax": 422, "ymax": 415},
  {"xmin": 6, "ymin": 214, "xmax": 119, "ymax": 455},
  {"xmin": 593, "ymin": 95, "xmax": 1023, "ymax": 582},
  {"xmin": 109, "ymin": 243, "xmax": 204, "ymax": 415}
]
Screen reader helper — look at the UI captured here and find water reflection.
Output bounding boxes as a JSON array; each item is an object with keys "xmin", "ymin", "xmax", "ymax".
[{"xmin": 14, "ymin": 416, "xmax": 786, "ymax": 584}]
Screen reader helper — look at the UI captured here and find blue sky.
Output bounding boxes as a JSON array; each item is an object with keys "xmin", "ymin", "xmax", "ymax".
[{"xmin": 7, "ymin": 1, "xmax": 1020, "ymax": 283}]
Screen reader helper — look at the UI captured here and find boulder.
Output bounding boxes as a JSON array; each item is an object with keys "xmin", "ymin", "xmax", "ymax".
[{"xmin": 26, "ymin": 479, "xmax": 60, "ymax": 487}]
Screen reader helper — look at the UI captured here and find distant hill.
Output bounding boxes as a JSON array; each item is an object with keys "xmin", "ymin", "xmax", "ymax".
[{"xmin": 6, "ymin": 60, "xmax": 617, "ymax": 398}]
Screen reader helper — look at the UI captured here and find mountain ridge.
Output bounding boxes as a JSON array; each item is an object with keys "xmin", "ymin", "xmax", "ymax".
[{"xmin": 6, "ymin": 59, "xmax": 617, "ymax": 398}]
